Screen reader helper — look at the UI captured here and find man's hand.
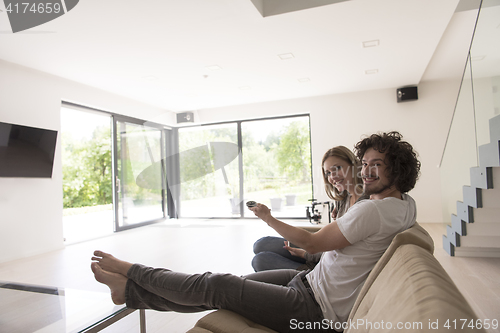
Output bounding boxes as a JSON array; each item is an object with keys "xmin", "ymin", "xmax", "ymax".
[{"xmin": 283, "ymin": 241, "xmax": 306, "ymax": 259}]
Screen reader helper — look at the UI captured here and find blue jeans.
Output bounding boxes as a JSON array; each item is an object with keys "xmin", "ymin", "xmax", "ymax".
[
  {"xmin": 125, "ymin": 264, "xmax": 330, "ymax": 333},
  {"xmin": 252, "ymin": 236, "xmax": 306, "ymax": 272}
]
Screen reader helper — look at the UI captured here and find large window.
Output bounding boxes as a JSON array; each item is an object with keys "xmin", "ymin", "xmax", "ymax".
[
  {"xmin": 177, "ymin": 115, "xmax": 312, "ymax": 218},
  {"xmin": 62, "ymin": 102, "xmax": 312, "ymax": 231},
  {"xmin": 61, "ymin": 107, "xmax": 113, "ymax": 243},
  {"xmin": 241, "ymin": 116, "xmax": 312, "ymax": 218},
  {"xmin": 178, "ymin": 123, "xmax": 240, "ymax": 217}
]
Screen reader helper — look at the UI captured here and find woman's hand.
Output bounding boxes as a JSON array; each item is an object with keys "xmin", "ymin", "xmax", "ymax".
[
  {"xmin": 331, "ymin": 207, "xmax": 338, "ymax": 220},
  {"xmin": 249, "ymin": 203, "xmax": 273, "ymax": 222},
  {"xmin": 283, "ymin": 241, "xmax": 306, "ymax": 259}
]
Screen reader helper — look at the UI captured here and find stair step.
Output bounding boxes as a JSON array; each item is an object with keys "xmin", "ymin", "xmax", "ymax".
[
  {"xmin": 482, "ymin": 186, "xmax": 500, "ymax": 207},
  {"xmin": 464, "ymin": 222, "xmax": 500, "ymax": 236},
  {"xmin": 479, "ymin": 141, "xmax": 500, "ymax": 167},
  {"xmin": 460, "ymin": 236, "xmax": 500, "ymax": 248},
  {"xmin": 493, "ymin": 166, "xmax": 500, "ymax": 188},
  {"xmin": 442, "ymin": 235, "xmax": 455, "ymax": 256},
  {"xmin": 470, "ymin": 167, "xmax": 493, "ymax": 189},
  {"xmin": 457, "ymin": 201, "xmax": 473, "ymax": 223},
  {"xmin": 489, "ymin": 114, "xmax": 500, "ymax": 142},
  {"xmin": 454, "ymin": 246, "xmax": 500, "ymax": 258},
  {"xmin": 443, "ymin": 115, "xmax": 500, "ymax": 258},
  {"xmin": 451, "ymin": 214, "xmax": 466, "ymax": 235},
  {"xmin": 446, "ymin": 225, "xmax": 460, "ymax": 246},
  {"xmin": 463, "ymin": 185, "xmax": 482, "ymax": 208},
  {"xmin": 471, "ymin": 207, "xmax": 500, "ymax": 223}
]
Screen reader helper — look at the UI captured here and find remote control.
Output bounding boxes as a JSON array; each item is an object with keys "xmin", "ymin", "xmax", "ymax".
[{"xmin": 246, "ymin": 201, "xmax": 257, "ymax": 208}]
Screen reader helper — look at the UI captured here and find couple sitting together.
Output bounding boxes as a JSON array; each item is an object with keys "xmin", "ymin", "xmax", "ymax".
[{"xmin": 91, "ymin": 131, "xmax": 421, "ymax": 333}]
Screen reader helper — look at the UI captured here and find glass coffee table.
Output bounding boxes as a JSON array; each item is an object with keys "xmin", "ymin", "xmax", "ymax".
[{"xmin": 0, "ymin": 281, "xmax": 146, "ymax": 332}]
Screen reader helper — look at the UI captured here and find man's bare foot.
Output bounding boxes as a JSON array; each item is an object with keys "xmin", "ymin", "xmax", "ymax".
[
  {"xmin": 91, "ymin": 251, "xmax": 133, "ymax": 277},
  {"xmin": 91, "ymin": 262, "xmax": 127, "ymax": 305}
]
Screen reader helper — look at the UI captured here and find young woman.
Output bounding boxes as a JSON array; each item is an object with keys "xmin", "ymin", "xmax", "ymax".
[{"xmin": 251, "ymin": 145, "xmax": 364, "ymax": 272}]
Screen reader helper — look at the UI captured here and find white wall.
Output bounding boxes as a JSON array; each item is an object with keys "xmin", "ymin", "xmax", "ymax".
[
  {"xmin": 197, "ymin": 78, "xmax": 462, "ymax": 223},
  {"xmin": 0, "ymin": 60, "xmax": 175, "ymax": 264},
  {"xmin": 0, "ymin": 56, "xmax": 462, "ymax": 265}
]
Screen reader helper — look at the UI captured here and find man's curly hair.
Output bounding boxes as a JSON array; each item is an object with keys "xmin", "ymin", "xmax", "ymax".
[{"xmin": 354, "ymin": 131, "xmax": 421, "ymax": 193}]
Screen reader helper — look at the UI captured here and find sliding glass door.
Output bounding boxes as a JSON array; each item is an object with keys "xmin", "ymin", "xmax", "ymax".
[{"xmin": 113, "ymin": 116, "xmax": 167, "ymax": 231}]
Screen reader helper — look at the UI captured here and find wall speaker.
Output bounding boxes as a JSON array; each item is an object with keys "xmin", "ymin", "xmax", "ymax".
[
  {"xmin": 397, "ymin": 86, "xmax": 418, "ymax": 103},
  {"xmin": 177, "ymin": 112, "xmax": 194, "ymax": 123}
]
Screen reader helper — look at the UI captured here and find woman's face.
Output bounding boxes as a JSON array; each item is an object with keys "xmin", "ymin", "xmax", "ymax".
[{"xmin": 323, "ymin": 156, "xmax": 355, "ymax": 194}]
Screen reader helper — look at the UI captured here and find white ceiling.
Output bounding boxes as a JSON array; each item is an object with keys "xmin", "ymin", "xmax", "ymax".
[{"xmin": 0, "ymin": 0, "xmax": 477, "ymax": 112}]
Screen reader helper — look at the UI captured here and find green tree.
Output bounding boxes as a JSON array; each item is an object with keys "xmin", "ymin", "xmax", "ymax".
[
  {"xmin": 242, "ymin": 144, "xmax": 278, "ymax": 192},
  {"xmin": 275, "ymin": 121, "xmax": 311, "ymax": 184},
  {"xmin": 62, "ymin": 126, "xmax": 112, "ymax": 208},
  {"xmin": 261, "ymin": 131, "xmax": 280, "ymax": 152},
  {"xmin": 178, "ymin": 126, "xmax": 239, "ymax": 200}
]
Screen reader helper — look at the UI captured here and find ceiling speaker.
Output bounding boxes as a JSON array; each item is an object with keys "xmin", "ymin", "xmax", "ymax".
[
  {"xmin": 177, "ymin": 112, "xmax": 194, "ymax": 123},
  {"xmin": 397, "ymin": 86, "xmax": 418, "ymax": 103}
]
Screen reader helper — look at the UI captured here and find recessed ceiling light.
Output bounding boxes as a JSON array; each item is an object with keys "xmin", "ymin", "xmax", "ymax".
[
  {"xmin": 298, "ymin": 78, "xmax": 310, "ymax": 83},
  {"xmin": 365, "ymin": 69, "xmax": 378, "ymax": 75},
  {"xmin": 278, "ymin": 53, "xmax": 294, "ymax": 60},
  {"xmin": 205, "ymin": 65, "xmax": 222, "ymax": 71},
  {"xmin": 362, "ymin": 40, "xmax": 380, "ymax": 48},
  {"xmin": 239, "ymin": 86, "xmax": 251, "ymax": 90},
  {"xmin": 471, "ymin": 55, "xmax": 486, "ymax": 61}
]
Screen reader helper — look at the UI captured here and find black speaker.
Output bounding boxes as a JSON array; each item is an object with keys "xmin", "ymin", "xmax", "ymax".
[
  {"xmin": 397, "ymin": 86, "xmax": 418, "ymax": 103},
  {"xmin": 177, "ymin": 112, "xmax": 194, "ymax": 123}
]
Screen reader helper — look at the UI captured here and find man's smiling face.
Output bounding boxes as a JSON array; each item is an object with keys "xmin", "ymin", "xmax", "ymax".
[{"xmin": 361, "ymin": 148, "xmax": 393, "ymax": 198}]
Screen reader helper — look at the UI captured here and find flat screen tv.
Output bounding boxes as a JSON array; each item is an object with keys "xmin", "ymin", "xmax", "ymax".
[{"xmin": 0, "ymin": 121, "xmax": 58, "ymax": 178}]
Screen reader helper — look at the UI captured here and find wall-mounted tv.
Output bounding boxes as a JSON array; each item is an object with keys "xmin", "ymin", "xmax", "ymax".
[{"xmin": 0, "ymin": 121, "xmax": 58, "ymax": 178}]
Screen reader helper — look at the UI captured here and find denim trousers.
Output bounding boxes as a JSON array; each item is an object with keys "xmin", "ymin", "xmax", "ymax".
[
  {"xmin": 252, "ymin": 236, "xmax": 306, "ymax": 271},
  {"xmin": 125, "ymin": 264, "xmax": 330, "ymax": 333}
]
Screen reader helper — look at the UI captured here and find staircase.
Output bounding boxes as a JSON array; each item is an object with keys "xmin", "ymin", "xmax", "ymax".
[{"xmin": 443, "ymin": 114, "xmax": 500, "ymax": 257}]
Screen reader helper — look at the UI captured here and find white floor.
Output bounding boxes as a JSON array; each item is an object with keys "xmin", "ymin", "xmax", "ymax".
[
  {"xmin": 2, "ymin": 218, "xmax": 315, "ymax": 332},
  {"xmin": 2, "ymin": 220, "xmax": 499, "ymax": 333}
]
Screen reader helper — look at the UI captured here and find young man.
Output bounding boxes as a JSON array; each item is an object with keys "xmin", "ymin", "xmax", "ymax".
[{"xmin": 91, "ymin": 131, "xmax": 420, "ymax": 332}]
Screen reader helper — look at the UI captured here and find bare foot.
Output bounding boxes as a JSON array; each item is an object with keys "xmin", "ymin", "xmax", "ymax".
[
  {"xmin": 91, "ymin": 251, "xmax": 133, "ymax": 277},
  {"xmin": 91, "ymin": 262, "xmax": 127, "ymax": 305}
]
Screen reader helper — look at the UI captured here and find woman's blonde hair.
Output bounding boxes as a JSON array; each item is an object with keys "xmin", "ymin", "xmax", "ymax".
[{"xmin": 321, "ymin": 146, "xmax": 363, "ymax": 201}]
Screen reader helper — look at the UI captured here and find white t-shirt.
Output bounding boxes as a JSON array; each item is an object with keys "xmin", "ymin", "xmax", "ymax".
[{"xmin": 306, "ymin": 194, "xmax": 416, "ymax": 325}]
